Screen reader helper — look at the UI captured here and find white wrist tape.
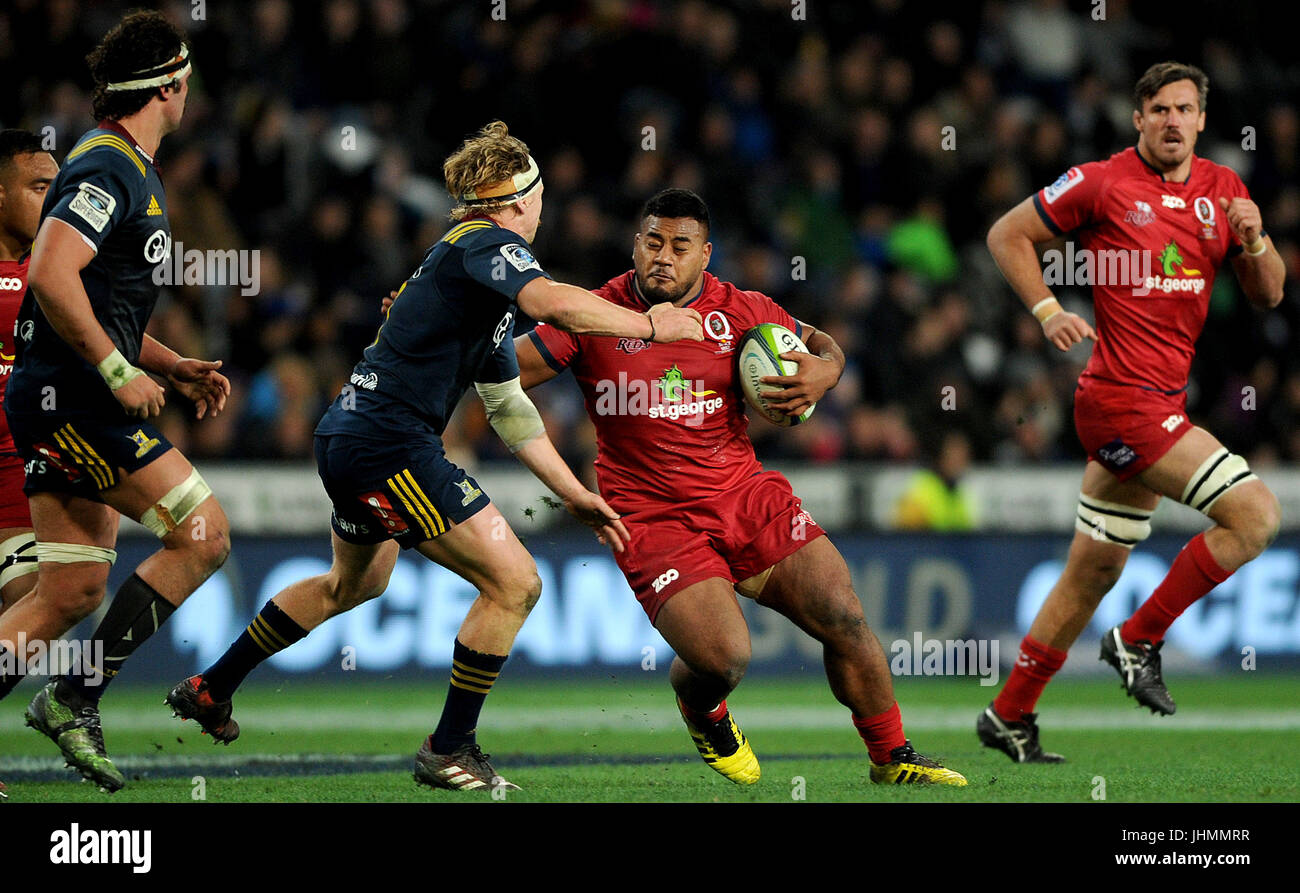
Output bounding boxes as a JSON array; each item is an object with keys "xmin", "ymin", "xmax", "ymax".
[
  {"xmin": 475, "ymin": 377, "xmax": 545, "ymax": 452},
  {"xmin": 96, "ymin": 347, "xmax": 145, "ymax": 391}
]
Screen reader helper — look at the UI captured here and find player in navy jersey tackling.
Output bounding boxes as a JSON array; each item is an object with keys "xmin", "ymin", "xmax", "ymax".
[
  {"xmin": 167, "ymin": 122, "xmax": 703, "ymax": 792},
  {"xmin": 0, "ymin": 13, "xmax": 231, "ymax": 793},
  {"xmin": 979, "ymin": 62, "xmax": 1286, "ymax": 763}
]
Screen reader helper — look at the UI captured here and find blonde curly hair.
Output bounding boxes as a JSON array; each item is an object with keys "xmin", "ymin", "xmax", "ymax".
[{"xmin": 443, "ymin": 121, "xmax": 535, "ymax": 221}]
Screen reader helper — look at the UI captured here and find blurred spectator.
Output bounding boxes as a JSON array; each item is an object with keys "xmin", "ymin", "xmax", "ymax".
[{"xmin": 893, "ymin": 431, "xmax": 977, "ymax": 530}]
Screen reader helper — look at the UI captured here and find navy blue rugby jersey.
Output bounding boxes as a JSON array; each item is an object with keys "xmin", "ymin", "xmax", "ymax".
[
  {"xmin": 9, "ymin": 121, "xmax": 171, "ymax": 416},
  {"xmin": 315, "ymin": 217, "xmax": 550, "ymax": 438}
]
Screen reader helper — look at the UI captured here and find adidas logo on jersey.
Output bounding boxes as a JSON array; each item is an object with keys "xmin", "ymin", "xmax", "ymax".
[{"xmin": 146, "ymin": 194, "xmax": 163, "ymax": 216}]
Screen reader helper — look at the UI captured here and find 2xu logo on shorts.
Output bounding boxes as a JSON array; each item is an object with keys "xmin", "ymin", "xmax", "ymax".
[{"xmin": 651, "ymin": 568, "xmax": 679, "ymax": 593}]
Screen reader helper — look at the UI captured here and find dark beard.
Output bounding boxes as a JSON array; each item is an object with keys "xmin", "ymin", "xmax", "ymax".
[{"xmin": 639, "ymin": 276, "xmax": 691, "ymax": 304}]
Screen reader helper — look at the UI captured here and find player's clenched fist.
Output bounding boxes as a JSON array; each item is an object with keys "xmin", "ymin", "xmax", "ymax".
[
  {"xmin": 645, "ymin": 302, "xmax": 704, "ymax": 342},
  {"xmin": 1218, "ymin": 196, "xmax": 1263, "ymax": 246},
  {"xmin": 1042, "ymin": 310, "xmax": 1097, "ymax": 352}
]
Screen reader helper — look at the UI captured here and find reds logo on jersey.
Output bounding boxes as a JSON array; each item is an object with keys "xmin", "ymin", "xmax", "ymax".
[
  {"xmin": 616, "ymin": 337, "xmax": 650, "ymax": 354},
  {"xmin": 704, "ymin": 311, "xmax": 735, "ymax": 354}
]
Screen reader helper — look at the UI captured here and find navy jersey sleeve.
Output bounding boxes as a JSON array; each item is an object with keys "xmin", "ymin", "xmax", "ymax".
[
  {"xmin": 477, "ymin": 330, "xmax": 522, "ymax": 384},
  {"xmin": 44, "ymin": 147, "xmax": 144, "ymax": 253},
  {"xmin": 462, "ymin": 232, "xmax": 551, "ymax": 299}
]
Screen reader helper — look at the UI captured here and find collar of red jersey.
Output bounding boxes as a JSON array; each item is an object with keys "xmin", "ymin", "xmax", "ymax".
[{"xmin": 1133, "ymin": 144, "xmax": 1192, "ymax": 184}]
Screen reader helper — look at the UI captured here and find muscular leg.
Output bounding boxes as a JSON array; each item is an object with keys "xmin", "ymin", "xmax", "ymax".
[
  {"xmin": 197, "ymin": 533, "xmax": 398, "ymax": 703},
  {"xmin": 1121, "ymin": 427, "xmax": 1280, "ymax": 644},
  {"xmin": 414, "ymin": 503, "xmax": 541, "ymax": 756},
  {"xmin": 1028, "ymin": 462, "xmax": 1160, "ymax": 650},
  {"xmin": 0, "ymin": 525, "xmax": 38, "ymax": 613},
  {"xmin": 653, "ymin": 577, "xmax": 751, "ymax": 713},
  {"xmin": 750, "ymin": 535, "xmax": 893, "ymax": 717},
  {"xmin": 0, "ymin": 495, "xmax": 117, "ymax": 645},
  {"xmin": 46, "ymin": 448, "xmax": 230, "ymax": 702},
  {"xmin": 270, "ymin": 534, "xmax": 398, "ymax": 629},
  {"xmin": 1138, "ymin": 427, "xmax": 1280, "ymax": 572},
  {"xmin": 101, "ymin": 448, "xmax": 231, "ymax": 608},
  {"xmin": 415, "ymin": 503, "xmax": 542, "ymax": 655},
  {"xmin": 0, "ymin": 495, "xmax": 116, "ymax": 701},
  {"xmin": 985, "ymin": 461, "xmax": 1158, "ymax": 731}
]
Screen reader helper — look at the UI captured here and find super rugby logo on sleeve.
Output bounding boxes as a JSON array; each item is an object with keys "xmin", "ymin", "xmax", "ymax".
[
  {"xmin": 500, "ymin": 243, "xmax": 541, "ymax": 273},
  {"xmin": 68, "ymin": 182, "xmax": 117, "ymax": 233},
  {"xmin": 1043, "ymin": 167, "xmax": 1083, "ymax": 204}
]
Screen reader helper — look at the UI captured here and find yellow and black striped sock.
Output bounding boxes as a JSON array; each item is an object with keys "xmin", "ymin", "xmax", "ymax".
[
  {"xmin": 203, "ymin": 600, "xmax": 308, "ymax": 701},
  {"xmin": 430, "ymin": 638, "xmax": 508, "ymax": 753}
]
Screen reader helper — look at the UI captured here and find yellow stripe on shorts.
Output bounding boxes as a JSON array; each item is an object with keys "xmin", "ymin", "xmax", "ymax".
[
  {"xmin": 387, "ymin": 474, "xmax": 434, "ymax": 539},
  {"xmin": 401, "ymin": 470, "xmax": 446, "ymax": 535}
]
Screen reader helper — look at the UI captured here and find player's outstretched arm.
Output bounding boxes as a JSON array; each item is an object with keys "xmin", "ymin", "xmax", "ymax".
[
  {"xmin": 474, "ymin": 376, "xmax": 628, "ymax": 552},
  {"xmin": 28, "ymin": 218, "xmax": 166, "ymax": 418},
  {"xmin": 1221, "ymin": 197, "xmax": 1286, "ymax": 309},
  {"xmin": 513, "ymin": 435, "xmax": 629, "ymax": 553},
  {"xmin": 516, "ymin": 278, "xmax": 703, "ymax": 343},
  {"xmin": 987, "ymin": 196, "xmax": 1096, "ymax": 351},
  {"xmin": 760, "ymin": 325, "xmax": 845, "ymax": 417}
]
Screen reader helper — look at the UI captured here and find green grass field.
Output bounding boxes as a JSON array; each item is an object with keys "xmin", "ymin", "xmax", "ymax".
[{"xmin": 2, "ymin": 673, "xmax": 1298, "ymax": 803}]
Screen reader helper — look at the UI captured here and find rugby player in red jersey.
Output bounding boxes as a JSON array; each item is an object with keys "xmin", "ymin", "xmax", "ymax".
[
  {"xmin": 0, "ymin": 129, "xmax": 58, "ymax": 799},
  {"xmin": 978, "ymin": 62, "xmax": 1286, "ymax": 762},
  {"xmin": 517, "ymin": 188, "xmax": 966, "ymax": 786},
  {"xmin": 0, "ymin": 131, "xmax": 57, "ymax": 616}
]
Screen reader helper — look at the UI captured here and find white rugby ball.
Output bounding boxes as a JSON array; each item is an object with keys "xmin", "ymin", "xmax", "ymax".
[{"xmin": 737, "ymin": 323, "xmax": 816, "ymax": 427}]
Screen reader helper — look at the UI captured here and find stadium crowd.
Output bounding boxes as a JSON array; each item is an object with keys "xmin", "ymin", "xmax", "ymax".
[{"xmin": 2, "ymin": 0, "xmax": 1296, "ymax": 476}]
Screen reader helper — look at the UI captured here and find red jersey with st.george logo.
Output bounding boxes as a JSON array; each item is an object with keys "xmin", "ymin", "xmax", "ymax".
[
  {"xmin": 1034, "ymin": 147, "xmax": 1250, "ymax": 392},
  {"xmin": 529, "ymin": 271, "xmax": 803, "ymax": 515},
  {"xmin": 0, "ymin": 257, "xmax": 28, "ymax": 453}
]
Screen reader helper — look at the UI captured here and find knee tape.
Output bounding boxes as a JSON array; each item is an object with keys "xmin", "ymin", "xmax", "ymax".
[
  {"xmin": 0, "ymin": 532, "xmax": 38, "ymax": 588},
  {"xmin": 35, "ymin": 542, "xmax": 117, "ymax": 564},
  {"xmin": 139, "ymin": 468, "xmax": 213, "ymax": 538},
  {"xmin": 1181, "ymin": 448, "xmax": 1257, "ymax": 515},
  {"xmin": 1076, "ymin": 494, "xmax": 1153, "ymax": 549}
]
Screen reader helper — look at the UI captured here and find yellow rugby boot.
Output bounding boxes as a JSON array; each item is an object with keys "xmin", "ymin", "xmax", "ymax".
[
  {"xmin": 677, "ymin": 697, "xmax": 761, "ymax": 785},
  {"xmin": 870, "ymin": 740, "xmax": 968, "ymax": 786}
]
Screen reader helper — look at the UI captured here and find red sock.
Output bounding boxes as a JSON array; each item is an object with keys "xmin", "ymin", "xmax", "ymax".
[
  {"xmin": 1122, "ymin": 533, "xmax": 1230, "ymax": 644},
  {"xmin": 679, "ymin": 697, "xmax": 728, "ymax": 724},
  {"xmin": 992, "ymin": 636, "xmax": 1067, "ymax": 721},
  {"xmin": 852, "ymin": 702, "xmax": 906, "ymax": 765}
]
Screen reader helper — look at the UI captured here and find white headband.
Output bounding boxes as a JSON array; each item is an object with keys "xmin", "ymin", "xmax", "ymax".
[
  {"xmin": 460, "ymin": 155, "xmax": 543, "ymax": 205},
  {"xmin": 104, "ymin": 44, "xmax": 191, "ymax": 92}
]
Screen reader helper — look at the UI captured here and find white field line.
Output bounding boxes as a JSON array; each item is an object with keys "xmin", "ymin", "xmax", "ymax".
[{"xmin": 45, "ymin": 704, "xmax": 1300, "ymax": 733}]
